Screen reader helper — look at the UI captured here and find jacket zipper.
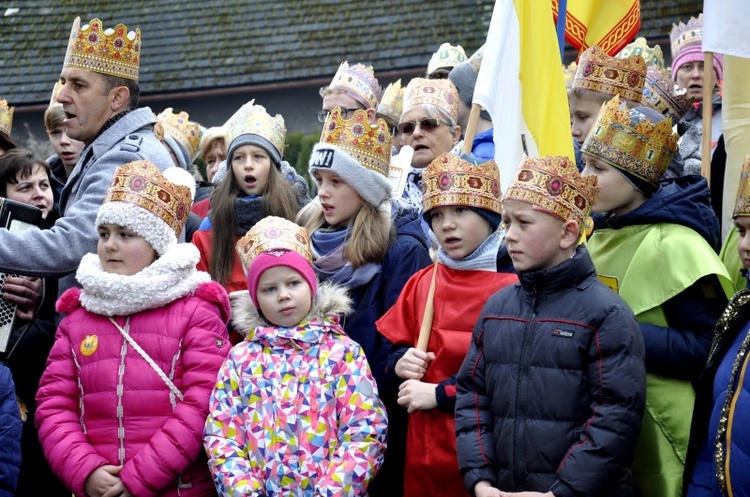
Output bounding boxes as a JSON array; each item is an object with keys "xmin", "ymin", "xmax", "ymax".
[{"xmin": 514, "ymin": 285, "xmax": 538, "ymax": 489}]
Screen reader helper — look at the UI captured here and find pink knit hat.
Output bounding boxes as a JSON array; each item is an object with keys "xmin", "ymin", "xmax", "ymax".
[
  {"xmin": 246, "ymin": 250, "xmax": 317, "ymax": 309},
  {"xmin": 671, "ymin": 48, "xmax": 723, "ymax": 82},
  {"xmin": 670, "ymin": 14, "xmax": 723, "ymax": 81}
]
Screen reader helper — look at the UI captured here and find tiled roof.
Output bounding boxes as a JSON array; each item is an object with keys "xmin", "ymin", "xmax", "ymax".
[
  {"xmin": 0, "ymin": 0, "xmax": 492, "ymax": 106},
  {"xmin": 639, "ymin": 0, "xmax": 703, "ymax": 42}
]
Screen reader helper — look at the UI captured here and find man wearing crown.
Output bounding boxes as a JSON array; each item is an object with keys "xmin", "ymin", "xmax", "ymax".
[{"xmin": 0, "ymin": 17, "xmax": 173, "ymax": 300}]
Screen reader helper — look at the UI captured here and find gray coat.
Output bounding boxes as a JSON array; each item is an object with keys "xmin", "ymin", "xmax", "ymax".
[{"xmin": 0, "ymin": 107, "xmax": 174, "ymax": 297}]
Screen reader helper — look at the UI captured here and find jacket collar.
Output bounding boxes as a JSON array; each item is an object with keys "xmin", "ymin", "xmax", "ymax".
[{"xmin": 518, "ymin": 244, "xmax": 596, "ymax": 299}]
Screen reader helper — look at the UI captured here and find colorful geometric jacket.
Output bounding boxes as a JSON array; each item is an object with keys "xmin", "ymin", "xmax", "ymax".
[{"xmin": 204, "ymin": 282, "xmax": 388, "ymax": 497}]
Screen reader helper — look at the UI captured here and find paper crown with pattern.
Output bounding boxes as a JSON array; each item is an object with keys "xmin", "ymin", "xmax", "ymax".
[
  {"xmin": 733, "ymin": 156, "xmax": 750, "ymax": 218},
  {"xmin": 427, "ymin": 43, "xmax": 467, "ymax": 75},
  {"xmin": 573, "ymin": 46, "xmax": 646, "ymax": 103},
  {"xmin": 156, "ymin": 108, "xmax": 201, "ymax": 160},
  {"xmin": 670, "ymin": 14, "xmax": 703, "ymax": 58},
  {"xmin": 564, "ymin": 61, "xmax": 578, "ymax": 91},
  {"xmin": 403, "ymin": 78, "xmax": 459, "ymax": 120},
  {"xmin": 422, "ymin": 153, "xmax": 502, "ymax": 215},
  {"xmin": 642, "ymin": 66, "xmax": 694, "ymax": 124},
  {"xmin": 616, "ymin": 37, "xmax": 664, "ymax": 69},
  {"xmin": 329, "ymin": 61, "xmax": 383, "ymax": 110},
  {"xmin": 581, "ymin": 96, "xmax": 679, "ymax": 187},
  {"xmin": 504, "ymin": 155, "xmax": 599, "ymax": 228},
  {"xmin": 236, "ymin": 216, "xmax": 313, "ymax": 271},
  {"xmin": 376, "ymin": 79, "xmax": 405, "ymax": 126},
  {"xmin": 0, "ymin": 100, "xmax": 13, "ymax": 137},
  {"xmin": 63, "ymin": 17, "xmax": 141, "ymax": 81},
  {"xmin": 225, "ymin": 100, "xmax": 286, "ymax": 157},
  {"xmin": 319, "ymin": 107, "xmax": 391, "ymax": 178}
]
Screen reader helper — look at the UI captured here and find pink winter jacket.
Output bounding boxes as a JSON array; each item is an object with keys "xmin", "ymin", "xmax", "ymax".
[{"xmin": 36, "ymin": 281, "xmax": 231, "ymax": 497}]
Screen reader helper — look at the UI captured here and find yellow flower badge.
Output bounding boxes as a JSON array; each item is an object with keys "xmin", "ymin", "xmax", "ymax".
[{"xmin": 80, "ymin": 335, "xmax": 98, "ymax": 356}]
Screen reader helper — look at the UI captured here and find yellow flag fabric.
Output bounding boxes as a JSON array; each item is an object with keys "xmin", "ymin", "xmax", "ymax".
[
  {"xmin": 473, "ymin": 0, "xmax": 573, "ymax": 193},
  {"xmin": 552, "ymin": 0, "xmax": 641, "ymax": 55}
]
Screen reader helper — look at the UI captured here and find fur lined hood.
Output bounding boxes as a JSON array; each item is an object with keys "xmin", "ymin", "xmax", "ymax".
[{"xmin": 230, "ymin": 280, "xmax": 352, "ymax": 337}]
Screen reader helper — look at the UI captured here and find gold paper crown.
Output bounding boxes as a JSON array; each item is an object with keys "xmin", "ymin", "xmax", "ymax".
[
  {"xmin": 427, "ymin": 43, "xmax": 467, "ymax": 75},
  {"xmin": 467, "ymin": 45, "xmax": 484, "ymax": 73},
  {"xmin": 422, "ymin": 153, "xmax": 502, "ymax": 215},
  {"xmin": 733, "ymin": 156, "xmax": 750, "ymax": 218},
  {"xmin": 403, "ymin": 78, "xmax": 459, "ymax": 121},
  {"xmin": 49, "ymin": 80, "xmax": 63, "ymax": 107},
  {"xmin": 104, "ymin": 160, "xmax": 191, "ymax": 237},
  {"xmin": 330, "ymin": 61, "xmax": 383, "ymax": 110},
  {"xmin": 226, "ymin": 100, "xmax": 286, "ymax": 157},
  {"xmin": 63, "ymin": 17, "xmax": 141, "ymax": 81},
  {"xmin": 236, "ymin": 216, "xmax": 313, "ymax": 271},
  {"xmin": 0, "ymin": 100, "xmax": 13, "ymax": 137},
  {"xmin": 581, "ymin": 96, "xmax": 679, "ymax": 186},
  {"xmin": 504, "ymin": 155, "xmax": 599, "ymax": 228},
  {"xmin": 156, "ymin": 108, "xmax": 201, "ymax": 161},
  {"xmin": 616, "ymin": 37, "xmax": 664, "ymax": 69},
  {"xmin": 564, "ymin": 61, "xmax": 578, "ymax": 91},
  {"xmin": 573, "ymin": 46, "xmax": 646, "ymax": 103},
  {"xmin": 320, "ymin": 107, "xmax": 391, "ymax": 178},
  {"xmin": 671, "ymin": 14, "xmax": 703, "ymax": 58},
  {"xmin": 642, "ymin": 66, "xmax": 694, "ymax": 123},
  {"xmin": 376, "ymin": 79, "xmax": 405, "ymax": 126}
]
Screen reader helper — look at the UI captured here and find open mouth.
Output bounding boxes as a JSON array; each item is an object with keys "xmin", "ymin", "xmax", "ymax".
[
  {"xmin": 244, "ymin": 174, "xmax": 257, "ymax": 187},
  {"xmin": 414, "ymin": 145, "xmax": 429, "ymax": 152},
  {"xmin": 321, "ymin": 203, "xmax": 334, "ymax": 214},
  {"xmin": 444, "ymin": 236, "xmax": 461, "ymax": 245}
]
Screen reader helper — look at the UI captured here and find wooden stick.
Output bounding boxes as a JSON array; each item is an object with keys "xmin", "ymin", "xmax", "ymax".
[
  {"xmin": 416, "ymin": 262, "xmax": 439, "ymax": 352},
  {"xmin": 702, "ymin": 52, "xmax": 714, "ymax": 187},
  {"xmin": 461, "ymin": 104, "xmax": 483, "ymax": 155}
]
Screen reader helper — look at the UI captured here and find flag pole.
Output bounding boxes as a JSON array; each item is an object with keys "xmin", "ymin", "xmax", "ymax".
[
  {"xmin": 461, "ymin": 104, "xmax": 483, "ymax": 155},
  {"xmin": 556, "ymin": 0, "xmax": 568, "ymax": 58},
  {"xmin": 702, "ymin": 52, "xmax": 714, "ymax": 187}
]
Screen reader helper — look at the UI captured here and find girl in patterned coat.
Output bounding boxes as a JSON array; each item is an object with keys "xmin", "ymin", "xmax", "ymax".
[{"xmin": 204, "ymin": 216, "xmax": 387, "ymax": 497}]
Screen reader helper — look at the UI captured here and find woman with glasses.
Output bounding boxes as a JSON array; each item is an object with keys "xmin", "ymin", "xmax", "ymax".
[
  {"xmin": 398, "ymin": 78, "xmax": 462, "ymax": 213},
  {"xmin": 318, "ymin": 61, "xmax": 383, "ymax": 125}
]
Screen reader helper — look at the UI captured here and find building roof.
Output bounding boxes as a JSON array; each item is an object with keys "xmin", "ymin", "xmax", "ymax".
[{"xmin": 0, "ymin": 0, "xmax": 492, "ymax": 106}]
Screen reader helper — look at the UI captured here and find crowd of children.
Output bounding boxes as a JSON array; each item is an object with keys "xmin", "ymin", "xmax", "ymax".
[{"xmin": 0, "ymin": 9, "xmax": 748, "ymax": 497}]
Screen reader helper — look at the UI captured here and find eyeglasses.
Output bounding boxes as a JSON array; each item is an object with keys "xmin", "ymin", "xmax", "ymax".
[
  {"xmin": 397, "ymin": 118, "xmax": 451, "ymax": 135},
  {"xmin": 315, "ymin": 107, "xmax": 362, "ymax": 123}
]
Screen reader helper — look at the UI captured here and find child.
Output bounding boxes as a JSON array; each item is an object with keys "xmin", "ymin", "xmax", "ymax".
[
  {"xmin": 191, "ymin": 125, "xmax": 227, "ymax": 217},
  {"xmin": 581, "ymin": 96, "xmax": 734, "ymax": 497},
  {"xmin": 36, "ymin": 160, "xmax": 231, "ymax": 497},
  {"xmin": 0, "ymin": 148, "xmax": 68, "ymax": 496},
  {"xmin": 685, "ymin": 157, "xmax": 750, "ymax": 496},
  {"xmin": 204, "ymin": 216, "xmax": 387, "ymax": 496},
  {"xmin": 456, "ymin": 155, "xmax": 647, "ymax": 497},
  {"xmin": 192, "ymin": 100, "xmax": 309, "ymax": 294},
  {"xmin": 376, "ymin": 153, "xmax": 518, "ymax": 497},
  {"xmin": 44, "ymin": 102, "xmax": 84, "ymax": 200},
  {"xmin": 298, "ymin": 107, "xmax": 432, "ymax": 496}
]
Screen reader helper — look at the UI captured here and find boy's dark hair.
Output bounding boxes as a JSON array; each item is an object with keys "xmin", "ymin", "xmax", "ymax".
[
  {"xmin": 44, "ymin": 104, "xmax": 66, "ymax": 130},
  {"xmin": 0, "ymin": 148, "xmax": 50, "ymax": 197}
]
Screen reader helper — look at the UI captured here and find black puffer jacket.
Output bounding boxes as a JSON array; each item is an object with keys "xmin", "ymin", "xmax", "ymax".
[{"xmin": 455, "ymin": 245, "xmax": 647, "ymax": 497}]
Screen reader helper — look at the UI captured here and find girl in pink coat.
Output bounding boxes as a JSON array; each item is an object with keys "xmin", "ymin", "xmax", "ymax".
[{"xmin": 36, "ymin": 160, "xmax": 231, "ymax": 497}]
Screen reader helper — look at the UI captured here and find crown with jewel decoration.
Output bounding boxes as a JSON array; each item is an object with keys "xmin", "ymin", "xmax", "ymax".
[
  {"xmin": 581, "ymin": 96, "xmax": 679, "ymax": 187},
  {"xmin": 236, "ymin": 216, "xmax": 312, "ymax": 271},
  {"xmin": 63, "ymin": 17, "xmax": 141, "ymax": 81},
  {"xmin": 573, "ymin": 46, "xmax": 646, "ymax": 103},
  {"xmin": 403, "ymin": 78, "xmax": 459, "ymax": 120},
  {"xmin": 427, "ymin": 43, "xmax": 467, "ymax": 75},
  {"xmin": 422, "ymin": 153, "xmax": 502, "ymax": 215},
  {"xmin": 225, "ymin": 100, "xmax": 286, "ymax": 158},
  {"xmin": 377, "ymin": 79, "xmax": 405, "ymax": 127},
  {"xmin": 504, "ymin": 155, "xmax": 599, "ymax": 229},
  {"xmin": 733, "ymin": 156, "xmax": 750, "ymax": 218},
  {"xmin": 319, "ymin": 107, "xmax": 391, "ymax": 178},
  {"xmin": 156, "ymin": 108, "xmax": 201, "ymax": 161},
  {"xmin": 0, "ymin": 100, "xmax": 13, "ymax": 137},
  {"xmin": 617, "ymin": 37, "xmax": 664, "ymax": 69},
  {"xmin": 642, "ymin": 66, "xmax": 694, "ymax": 124},
  {"xmin": 670, "ymin": 14, "xmax": 703, "ymax": 58},
  {"xmin": 329, "ymin": 61, "xmax": 383, "ymax": 110}
]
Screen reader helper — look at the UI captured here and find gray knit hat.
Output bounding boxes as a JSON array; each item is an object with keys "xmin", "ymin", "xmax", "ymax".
[{"xmin": 448, "ymin": 46, "xmax": 492, "ymax": 121}]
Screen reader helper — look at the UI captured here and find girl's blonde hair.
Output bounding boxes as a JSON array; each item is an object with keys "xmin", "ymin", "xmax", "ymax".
[
  {"xmin": 209, "ymin": 163, "xmax": 300, "ymax": 285},
  {"xmin": 297, "ymin": 200, "xmax": 394, "ymax": 268}
]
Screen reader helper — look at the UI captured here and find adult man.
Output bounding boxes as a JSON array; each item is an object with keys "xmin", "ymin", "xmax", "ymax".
[
  {"xmin": 318, "ymin": 61, "xmax": 382, "ymax": 125},
  {"xmin": 0, "ymin": 17, "xmax": 172, "ymax": 299}
]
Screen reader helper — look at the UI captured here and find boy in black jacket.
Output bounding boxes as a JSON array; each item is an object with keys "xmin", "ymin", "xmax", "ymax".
[{"xmin": 455, "ymin": 155, "xmax": 646, "ymax": 497}]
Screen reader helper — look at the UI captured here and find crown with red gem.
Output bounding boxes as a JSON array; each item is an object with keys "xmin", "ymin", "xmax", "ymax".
[
  {"xmin": 0, "ymin": 100, "xmax": 13, "ymax": 137},
  {"xmin": 422, "ymin": 153, "xmax": 502, "ymax": 215},
  {"xmin": 236, "ymin": 216, "xmax": 313, "ymax": 271},
  {"xmin": 403, "ymin": 78, "xmax": 459, "ymax": 120},
  {"xmin": 504, "ymin": 155, "xmax": 599, "ymax": 229},
  {"xmin": 329, "ymin": 61, "xmax": 383, "ymax": 110},
  {"xmin": 427, "ymin": 43, "xmax": 467, "ymax": 75},
  {"xmin": 64, "ymin": 17, "xmax": 141, "ymax": 81},
  {"xmin": 581, "ymin": 95, "xmax": 679, "ymax": 187},
  {"xmin": 616, "ymin": 37, "xmax": 664, "ymax": 69},
  {"xmin": 573, "ymin": 46, "xmax": 646, "ymax": 103},
  {"xmin": 734, "ymin": 156, "xmax": 750, "ymax": 218},
  {"xmin": 376, "ymin": 79, "xmax": 405, "ymax": 126},
  {"xmin": 319, "ymin": 107, "xmax": 391, "ymax": 178},
  {"xmin": 156, "ymin": 108, "xmax": 201, "ymax": 161},
  {"xmin": 670, "ymin": 14, "xmax": 703, "ymax": 58},
  {"xmin": 642, "ymin": 66, "xmax": 694, "ymax": 124}
]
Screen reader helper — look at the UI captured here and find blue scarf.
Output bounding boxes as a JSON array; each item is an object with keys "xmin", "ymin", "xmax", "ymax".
[
  {"xmin": 310, "ymin": 228, "xmax": 381, "ymax": 290},
  {"xmin": 437, "ymin": 230, "xmax": 503, "ymax": 272}
]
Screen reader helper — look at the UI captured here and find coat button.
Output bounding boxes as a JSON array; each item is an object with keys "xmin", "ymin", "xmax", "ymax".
[{"xmin": 129, "ymin": 134, "xmax": 138, "ymax": 140}]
